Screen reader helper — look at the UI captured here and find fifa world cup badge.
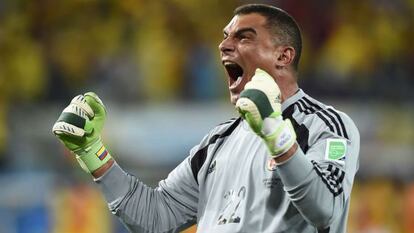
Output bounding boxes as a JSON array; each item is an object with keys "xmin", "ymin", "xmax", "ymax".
[{"xmin": 325, "ymin": 138, "xmax": 347, "ymax": 164}]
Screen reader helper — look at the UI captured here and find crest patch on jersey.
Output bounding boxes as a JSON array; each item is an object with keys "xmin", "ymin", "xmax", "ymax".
[
  {"xmin": 267, "ymin": 158, "xmax": 277, "ymax": 171},
  {"xmin": 325, "ymin": 139, "xmax": 347, "ymax": 162}
]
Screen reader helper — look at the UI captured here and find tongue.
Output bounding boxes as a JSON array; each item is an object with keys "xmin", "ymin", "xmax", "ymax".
[{"xmin": 231, "ymin": 76, "xmax": 243, "ymax": 88}]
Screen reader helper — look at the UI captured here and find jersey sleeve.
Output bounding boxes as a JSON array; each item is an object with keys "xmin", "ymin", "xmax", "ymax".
[
  {"xmin": 276, "ymin": 112, "xmax": 360, "ymax": 230},
  {"xmin": 94, "ymin": 143, "xmax": 205, "ymax": 233},
  {"xmin": 92, "ymin": 118, "xmax": 240, "ymax": 233}
]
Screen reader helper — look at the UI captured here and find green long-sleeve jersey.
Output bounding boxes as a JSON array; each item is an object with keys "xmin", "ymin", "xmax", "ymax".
[{"xmin": 95, "ymin": 89, "xmax": 360, "ymax": 233}]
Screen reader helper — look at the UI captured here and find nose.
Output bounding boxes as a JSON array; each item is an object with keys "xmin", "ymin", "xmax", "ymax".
[{"xmin": 219, "ymin": 37, "xmax": 234, "ymax": 54}]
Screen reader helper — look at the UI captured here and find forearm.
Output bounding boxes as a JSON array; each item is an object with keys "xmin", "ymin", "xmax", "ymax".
[
  {"xmin": 273, "ymin": 143, "xmax": 298, "ymax": 164},
  {"xmin": 53, "ymin": 93, "xmax": 197, "ymax": 232},
  {"xmin": 276, "ymin": 149, "xmax": 344, "ymax": 228},
  {"xmin": 94, "ymin": 162, "xmax": 197, "ymax": 233}
]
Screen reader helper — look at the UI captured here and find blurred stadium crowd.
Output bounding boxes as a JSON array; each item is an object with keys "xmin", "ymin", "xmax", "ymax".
[{"xmin": 0, "ymin": 0, "xmax": 413, "ymax": 232}]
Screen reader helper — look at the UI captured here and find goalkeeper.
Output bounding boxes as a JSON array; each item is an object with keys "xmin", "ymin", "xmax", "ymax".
[{"xmin": 52, "ymin": 4, "xmax": 360, "ymax": 233}]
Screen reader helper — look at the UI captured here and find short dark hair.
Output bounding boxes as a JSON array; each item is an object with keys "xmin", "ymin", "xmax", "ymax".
[{"xmin": 234, "ymin": 4, "xmax": 302, "ymax": 70}]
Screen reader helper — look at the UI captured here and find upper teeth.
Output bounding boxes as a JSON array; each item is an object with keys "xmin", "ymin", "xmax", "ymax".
[{"xmin": 223, "ymin": 61, "xmax": 237, "ymax": 66}]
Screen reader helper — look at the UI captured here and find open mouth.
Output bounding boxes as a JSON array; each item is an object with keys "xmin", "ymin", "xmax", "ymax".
[{"xmin": 224, "ymin": 62, "xmax": 244, "ymax": 88}]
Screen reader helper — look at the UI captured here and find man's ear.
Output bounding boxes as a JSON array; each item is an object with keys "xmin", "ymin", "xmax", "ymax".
[{"xmin": 275, "ymin": 46, "xmax": 295, "ymax": 69}]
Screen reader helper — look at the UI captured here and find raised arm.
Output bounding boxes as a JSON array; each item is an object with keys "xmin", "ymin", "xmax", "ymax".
[
  {"xmin": 276, "ymin": 120, "xmax": 360, "ymax": 229},
  {"xmin": 235, "ymin": 69, "xmax": 360, "ymax": 230},
  {"xmin": 52, "ymin": 93, "xmax": 200, "ymax": 232},
  {"xmin": 94, "ymin": 157, "xmax": 199, "ymax": 232}
]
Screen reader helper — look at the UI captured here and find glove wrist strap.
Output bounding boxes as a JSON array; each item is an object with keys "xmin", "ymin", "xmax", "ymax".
[
  {"xmin": 75, "ymin": 140, "xmax": 112, "ymax": 173},
  {"xmin": 263, "ymin": 119, "xmax": 296, "ymax": 158}
]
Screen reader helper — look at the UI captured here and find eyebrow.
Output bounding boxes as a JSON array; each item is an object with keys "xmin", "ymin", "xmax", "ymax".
[{"xmin": 223, "ymin": 27, "xmax": 257, "ymax": 37}]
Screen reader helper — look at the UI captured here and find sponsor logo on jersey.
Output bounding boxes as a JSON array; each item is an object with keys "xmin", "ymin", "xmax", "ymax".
[{"xmin": 325, "ymin": 138, "xmax": 347, "ymax": 163}]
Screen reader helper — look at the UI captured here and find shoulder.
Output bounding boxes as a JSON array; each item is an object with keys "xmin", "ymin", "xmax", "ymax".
[
  {"xmin": 188, "ymin": 117, "xmax": 241, "ymax": 184},
  {"xmin": 189, "ymin": 117, "xmax": 241, "ymax": 156},
  {"xmin": 298, "ymin": 95, "xmax": 358, "ymax": 141},
  {"xmin": 212, "ymin": 117, "xmax": 241, "ymax": 135},
  {"xmin": 332, "ymin": 108, "xmax": 360, "ymax": 142},
  {"xmin": 203, "ymin": 117, "xmax": 242, "ymax": 146}
]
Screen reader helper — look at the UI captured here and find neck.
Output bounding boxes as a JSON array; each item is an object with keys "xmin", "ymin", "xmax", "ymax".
[
  {"xmin": 280, "ymin": 81, "xmax": 299, "ymax": 102},
  {"xmin": 271, "ymin": 70, "xmax": 299, "ymax": 103}
]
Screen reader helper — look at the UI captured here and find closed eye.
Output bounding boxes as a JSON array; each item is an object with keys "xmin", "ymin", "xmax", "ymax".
[
  {"xmin": 235, "ymin": 28, "xmax": 256, "ymax": 41},
  {"xmin": 223, "ymin": 27, "xmax": 256, "ymax": 41},
  {"xmin": 237, "ymin": 34, "xmax": 249, "ymax": 41}
]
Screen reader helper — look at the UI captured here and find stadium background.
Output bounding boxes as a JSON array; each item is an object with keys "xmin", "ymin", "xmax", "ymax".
[{"xmin": 0, "ymin": 0, "xmax": 413, "ymax": 232}]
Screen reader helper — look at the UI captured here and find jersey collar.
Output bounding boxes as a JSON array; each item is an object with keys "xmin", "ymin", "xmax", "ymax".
[{"xmin": 281, "ymin": 88, "xmax": 305, "ymax": 112}]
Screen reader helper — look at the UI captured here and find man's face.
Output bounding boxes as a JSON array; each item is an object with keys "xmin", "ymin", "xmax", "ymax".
[{"xmin": 219, "ymin": 13, "xmax": 278, "ymax": 104}]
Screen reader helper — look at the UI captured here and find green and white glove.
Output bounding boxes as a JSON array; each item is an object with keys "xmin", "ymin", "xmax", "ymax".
[
  {"xmin": 52, "ymin": 92, "xmax": 112, "ymax": 173},
  {"xmin": 236, "ymin": 69, "xmax": 296, "ymax": 157}
]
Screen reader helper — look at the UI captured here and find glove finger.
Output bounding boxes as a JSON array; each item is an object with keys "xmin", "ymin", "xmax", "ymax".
[
  {"xmin": 244, "ymin": 111, "xmax": 263, "ymax": 135},
  {"xmin": 54, "ymin": 110, "xmax": 94, "ymax": 136},
  {"xmin": 84, "ymin": 92, "xmax": 106, "ymax": 118},
  {"xmin": 250, "ymin": 69, "xmax": 280, "ymax": 93},
  {"xmin": 52, "ymin": 121, "xmax": 85, "ymax": 137},
  {"xmin": 239, "ymin": 89, "xmax": 274, "ymax": 119},
  {"xmin": 236, "ymin": 97, "xmax": 263, "ymax": 134},
  {"xmin": 246, "ymin": 69, "xmax": 282, "ymax": 109},
  {"xmin": 69, "ymin": 95, "xmax": 94, "ymax": 118}
]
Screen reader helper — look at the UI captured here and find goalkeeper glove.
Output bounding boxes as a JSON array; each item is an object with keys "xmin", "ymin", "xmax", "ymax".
[
  {"xmin": 236, "ymin": 69, "xmax": 296, "ymax": 158},
  {"xmin": 52, "ymin": 92, "xmax": 112, "ymax": 173}
]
